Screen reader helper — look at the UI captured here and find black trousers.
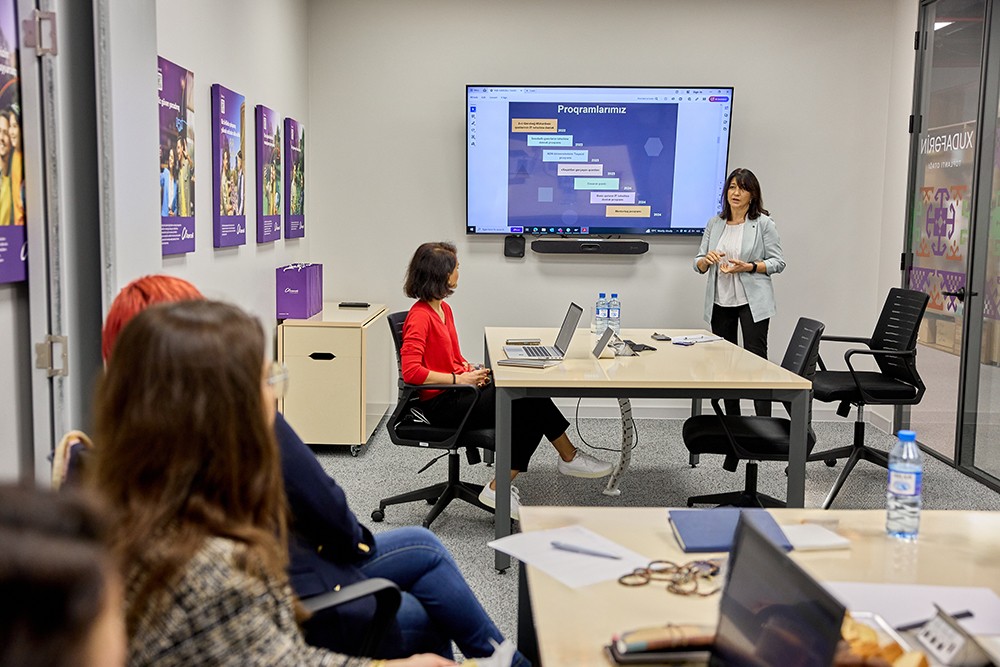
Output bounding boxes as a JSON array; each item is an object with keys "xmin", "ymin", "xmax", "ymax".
[
  {"xmin": 418, "ymin": 383, "xmax": 570, "ymax": 472},
  {"xmin": 711, "ymin": 303, "xmax": 772, "ymax": 417}
]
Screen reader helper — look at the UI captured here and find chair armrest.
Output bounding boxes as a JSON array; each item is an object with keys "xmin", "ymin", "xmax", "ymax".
[
  {"xmin": 817, "ymin": 335, "xmax": 872, "ymax": 371},
  {"xmin": 390, "ymin": 382, "xmax": 485, "ymax": 449},
  {"xmin": 842, "ymin": 348, "xmax": 919, "ymax": 404},
  {"xmin": 301, "ymin": 577, "xmax": 401, "ymax": 657}
]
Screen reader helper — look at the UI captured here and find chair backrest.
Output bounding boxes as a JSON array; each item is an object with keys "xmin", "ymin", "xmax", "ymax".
[
  {"xmin": 779, "ymin": 317, "xmax": 825, "ymax": 425},
  {"xmin": 387, "ymin": 311, "xmax": 408, "ymax": 397},
  {"xmin": 870, "ymin": 288, "xmax": 929, "ymax": 384},
  {"xmin": 780, "ymin": 317, "xmax": 825, "ymax": 380}
]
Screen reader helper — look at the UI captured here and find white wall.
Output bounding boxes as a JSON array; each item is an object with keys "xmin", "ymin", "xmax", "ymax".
[
  {"xmin": 0, "ymin": 284, "xmax": 32, "ymax": 480},
  {"xmin": 105, "ymin": 0, "xmax": 313, "ymax": 340},
  {"xmin": 307, "ymin": 0, "xmax": 918, "ymax": 417}
]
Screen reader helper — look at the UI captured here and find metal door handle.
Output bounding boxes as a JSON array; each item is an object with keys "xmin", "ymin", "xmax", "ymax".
[{"xmin": 941, "ymin": 286, "xmax": 977, "ymax": 302}]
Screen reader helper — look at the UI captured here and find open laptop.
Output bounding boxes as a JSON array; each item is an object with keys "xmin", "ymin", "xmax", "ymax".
[
  {"xmin": 503, "ymin": 302, "xmax": 583, "ymax": 360},
  {"xmin": 710, "ymin": 516, "xmax": 846, "ymax": 667}
]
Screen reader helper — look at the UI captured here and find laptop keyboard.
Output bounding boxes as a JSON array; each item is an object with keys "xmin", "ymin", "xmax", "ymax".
[{"xmin": 524, "ymin": 346, "xmax": 548, "ymax": 357}]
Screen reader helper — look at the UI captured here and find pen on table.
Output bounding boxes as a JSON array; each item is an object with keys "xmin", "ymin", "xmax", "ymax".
[
  {"xmin": 895, "ymin": 610, "xmax": 974, "ymax": 632},
  {"xmin": 550, "ymin": 541, "xmax": 622, "ymax": 560}
]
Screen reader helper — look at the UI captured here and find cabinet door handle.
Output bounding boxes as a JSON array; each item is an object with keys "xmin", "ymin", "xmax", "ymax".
[{"xmin": 309, "ymin": 352, "xmax": 336, "ymax": 361}]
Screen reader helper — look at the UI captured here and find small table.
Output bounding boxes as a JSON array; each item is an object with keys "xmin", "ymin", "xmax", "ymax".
[
  {"xmin": 486, "ymin": 327, "xmax": 812, "ymax": 571},
  {"xmin": 518, "ymin": 506, "xmax": 1000, "ymax": 666}
]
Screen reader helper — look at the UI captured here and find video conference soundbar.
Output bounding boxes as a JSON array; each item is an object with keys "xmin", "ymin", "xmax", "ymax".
[{"xmin": 530, "ymin": 239, "xmax": 649, "ymax": 255}]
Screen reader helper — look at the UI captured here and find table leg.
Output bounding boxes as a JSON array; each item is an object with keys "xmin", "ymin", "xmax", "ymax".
[
  {"xmin": 495, "ymin": 387, "xmax": 513, "ymax": 571},
  {"xmin": 786, "ymin": 390, "xmax": 807, "ymax": 507},
  {"xmin": 689, "ymin": 398, "xmax": 702, "ymax": 467}
]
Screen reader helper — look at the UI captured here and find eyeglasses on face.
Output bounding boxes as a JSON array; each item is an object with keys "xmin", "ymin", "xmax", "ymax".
[{"xmin": 266, "ymin": 361, "xmax": 290, "ymax": 399}]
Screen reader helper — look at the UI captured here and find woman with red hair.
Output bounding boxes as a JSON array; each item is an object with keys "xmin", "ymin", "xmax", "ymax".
[{"xmin": 100, "ymin": 275, "xmax": 203, "ymax": 362}]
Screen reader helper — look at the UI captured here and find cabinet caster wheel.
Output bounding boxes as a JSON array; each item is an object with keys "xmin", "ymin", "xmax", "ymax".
[
  {"xmin": 824, "ymin": 458, "xmax": 837, "ymax": 467},
  {"xmin": 371, "ymin": 509, "xmax": 384, "ymax": 522},
  {"xmin": 350, "ymin": 445, "xmax": 362, "ymax": 457}
]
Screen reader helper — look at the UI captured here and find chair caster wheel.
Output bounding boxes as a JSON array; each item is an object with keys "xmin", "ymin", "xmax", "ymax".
[
  {"xmin": 421, "ymin": 519, "xmax": 431, "ymax": 529},
  {"xmin": 824, "ymin": 458, "xmax": 837, "ymax": 467},
  {"xmin": 426, "ymin": 498, "xmax": 437, "ymax": 505},
  {"xmin": 371, "ymin": 509, "xmax": 384, "ymax": 522},
  {"xmin": 687, "ymin": 501, "xmax": 695, "ymax": 507}
]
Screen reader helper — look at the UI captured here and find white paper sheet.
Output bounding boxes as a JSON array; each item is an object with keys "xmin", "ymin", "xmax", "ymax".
[
  {"xmin": 488, "ymin": 525, "xmax": 650, "ymax": 589},
  {"xmin": 825, "ymin": 582, "xmax": 1000, "ymax": 636}
]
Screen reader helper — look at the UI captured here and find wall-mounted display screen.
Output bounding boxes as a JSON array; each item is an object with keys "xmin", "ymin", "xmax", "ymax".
[{"xmin": 467, "ymin": 85, "xmax": 733, "ymax": 236}]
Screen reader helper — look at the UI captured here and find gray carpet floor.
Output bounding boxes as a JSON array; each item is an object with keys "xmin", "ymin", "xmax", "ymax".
[{"xmin": 313, "ymin": 416, "xmax": 1000, "ymax": 658}]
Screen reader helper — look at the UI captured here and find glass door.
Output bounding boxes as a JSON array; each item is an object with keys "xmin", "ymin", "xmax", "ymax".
[{"xmin": 906, "ymin": 0, "xmax": 986, "ymax": 462}]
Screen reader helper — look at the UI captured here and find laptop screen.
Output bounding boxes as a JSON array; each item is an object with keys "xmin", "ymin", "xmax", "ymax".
[
  {"xmin": 711, "ymin": 517, "xmax": 845, "ymax": 667},
  {"xmin": 553, "ymin": 302, "xmax": 584, "ymax": 353}
]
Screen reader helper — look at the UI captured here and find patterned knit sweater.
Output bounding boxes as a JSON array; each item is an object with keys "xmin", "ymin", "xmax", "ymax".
[{"xmin": 126, "ymin": 537, "xmax": 370, "ymax": 667}]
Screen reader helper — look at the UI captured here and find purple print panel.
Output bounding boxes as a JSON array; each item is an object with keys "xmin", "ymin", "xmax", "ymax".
[
  {"xmin": 158, "ymin": 56, "xmax": 195, "ymax": 255},
  {"xmin": 212, "ymin": 84, "xmax": 247, "ymax": 248},
  {"xmin": 0, "ymin": 0, "xmax": 26, "ymax": 283},
  {"xmin": 255, "ymin": 105, "xmax": 281, "ymax": 243},
  {"xmin": 284, "ymin": 117, "xmax": 305, "ymax": 238}
]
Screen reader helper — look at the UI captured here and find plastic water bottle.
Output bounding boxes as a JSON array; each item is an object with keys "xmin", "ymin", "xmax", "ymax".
[
  {"xmin": 608, "ymin": 293, "xmax": 621, "ymax": 334},
  {"xmin": 594, "ymin": 293, "xmax": 609, "ymax": 334},
  {"xmin": 886, "ymin": 429, "xmax": 922, "ymax": 541}
]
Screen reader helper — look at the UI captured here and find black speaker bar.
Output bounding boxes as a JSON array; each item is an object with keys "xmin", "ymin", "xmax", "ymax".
[{"xmin": 530, "ymin": 239, "xmax": 649, "ymax": 255}]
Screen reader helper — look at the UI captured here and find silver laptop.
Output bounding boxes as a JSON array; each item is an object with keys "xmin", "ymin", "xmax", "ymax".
[{"xmin": 503, "ymin": 303, "xmax": 583, "ymax": 360}]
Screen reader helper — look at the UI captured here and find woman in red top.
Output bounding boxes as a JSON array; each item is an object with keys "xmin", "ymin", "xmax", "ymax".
[{"xmin": 400, "ymin": 242, "xmax": 612, "ymax": 520}]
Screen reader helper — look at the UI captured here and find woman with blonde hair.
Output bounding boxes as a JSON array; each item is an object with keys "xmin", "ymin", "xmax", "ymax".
[{"xmin": 92, "ymin": 300, "xmax": 450, "ymax": 667}]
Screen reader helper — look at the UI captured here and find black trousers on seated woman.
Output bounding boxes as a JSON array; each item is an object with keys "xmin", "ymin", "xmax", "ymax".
[
  {"xmin": 711, "ymin": 303, "xmax": 772, "ymax": 417},
  {"xmin": 417, "ymin": 383, "xmax": 569, "ymax": 471}
]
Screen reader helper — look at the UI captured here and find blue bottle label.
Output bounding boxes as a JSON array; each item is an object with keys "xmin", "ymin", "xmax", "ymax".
[
  {"xmin": 609, "ymin": 307, "xmax": 620, "ymax": 318},
  {"xmin": 888, "ymin": 469, "xmax": 921, "ymax": 496}
]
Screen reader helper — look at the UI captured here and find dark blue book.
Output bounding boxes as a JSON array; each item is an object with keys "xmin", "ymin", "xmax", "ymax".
[{"xmin": 668, "ymin": 508, "xmax": 792, "ymax": 553}]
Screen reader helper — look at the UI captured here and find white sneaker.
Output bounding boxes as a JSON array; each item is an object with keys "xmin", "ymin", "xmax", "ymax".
[
  {"xmin": 478, "ymin": 484, "xmax": 521, "ymax": 521},
  {"xmin": 557, "ymin": 449, "xmax": 614, "ymax": 478}
]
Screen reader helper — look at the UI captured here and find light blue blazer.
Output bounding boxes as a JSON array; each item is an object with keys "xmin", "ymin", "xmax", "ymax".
[{"xmin": 693, "ymin": 214, "xmax": 785, "ymax": 324}]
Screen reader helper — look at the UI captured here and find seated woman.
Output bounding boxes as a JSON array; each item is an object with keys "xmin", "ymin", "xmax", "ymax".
[
  {"xmin": 0, "ymin": 484, "xmax": 126, "ymax": 667},
  {"xmin": 401, "ymin": 242, "xmax": 613, "ymax": 520},
  {"xmin": 91, "ymin": 300, "xmax": 452, "ymax": 667},
  {"xmin": 99, "ymin": 276, "xmax": 524, "ymax": 664}
]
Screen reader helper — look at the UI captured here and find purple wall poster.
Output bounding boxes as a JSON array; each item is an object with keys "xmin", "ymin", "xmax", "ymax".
[
  {"xmin": 255, "ymin": 105, "xmax": 281, "ymax": 243},
  {"xmin": 157, "ymin": 57, "xmax": 195, "ymax": 256},
  {"xmin": 211, "ymin": 83, "xmax": 246, "ymax": 248},
  {"xmin": 0, "ymin": 0, "xmax": 25, "ymax": 283},
  {"xmin": 284, "ymin": 117, "xmax": 305, "ymax": 238}
]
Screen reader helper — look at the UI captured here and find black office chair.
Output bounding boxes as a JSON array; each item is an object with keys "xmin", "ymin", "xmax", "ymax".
[
  {"xmin": 808, "ymin": 288, "xmax": 929, "ymax": 509},
  {"xmin": 301, "ymin": 577, "xmax": 401, "ymax": 657},
  {"xmin": 371, "ymin": 311, "xmax": 495, "ymax": 528},
  {"xmin": 682, "ymin": 317, "xmax": 825, "ymax": 508}
]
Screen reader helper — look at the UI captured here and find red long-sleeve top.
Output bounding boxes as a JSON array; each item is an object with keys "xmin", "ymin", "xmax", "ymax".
[{"xmin": 401, "ymin": 301, "xmax": 467, "ymax": 397}]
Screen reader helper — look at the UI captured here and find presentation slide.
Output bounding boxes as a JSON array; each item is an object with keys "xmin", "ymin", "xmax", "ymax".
[{"xmin": 507, "ymin": 101, "xmax": 678, "ymax": 234}]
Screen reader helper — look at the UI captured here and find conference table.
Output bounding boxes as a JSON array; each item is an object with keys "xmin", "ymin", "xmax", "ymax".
[
  {"xmin": 518, "ymin": 506, "xmax": 1000, "ymax": 666},
  {"xmin": 485, "ymin": 327, "xmax": 813, "ymax": 571}
]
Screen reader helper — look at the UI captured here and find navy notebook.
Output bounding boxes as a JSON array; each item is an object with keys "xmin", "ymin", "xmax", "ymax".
[{"xmin": 668, "ymin": 508, "xmax": 792, "ymax": 553}]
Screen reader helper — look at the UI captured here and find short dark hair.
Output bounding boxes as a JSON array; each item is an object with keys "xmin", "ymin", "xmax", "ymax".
[
  {"xmin": 0, "ymin": 484, "xmax": 114, "ymax": 667},
  {"xmin": 404, "ymin": 242, "xmax": 457, "ymax": 301},
  {"xmin": 720, "ymin": 168, "xmax": 769, "ymax": 221}
]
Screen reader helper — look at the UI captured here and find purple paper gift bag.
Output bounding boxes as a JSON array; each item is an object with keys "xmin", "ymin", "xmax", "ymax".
[{"xmin": 276, "ymin": 263, "xmax": 323, "ymax": 319}]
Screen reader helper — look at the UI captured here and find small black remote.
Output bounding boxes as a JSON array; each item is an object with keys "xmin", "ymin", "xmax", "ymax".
[{"xmin": 339, "ymin": 301, "xmax": 370, "ymax": 308}]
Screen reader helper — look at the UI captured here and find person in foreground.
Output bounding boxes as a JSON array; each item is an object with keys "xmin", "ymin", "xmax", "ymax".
[
  {"xmin": 693, "ymin": 168, "xmax": 785, "ymax": 416},
  {"xmin": 401, "ymin": 242, "xmax": 613, "ymax": 520},
  {"xmin": 0, "ymin": 484, "xmax": 127, "ymax": 667},
  {"xmin": 100, "ymin": 275, "xmax": 525, "ymax": 664},
  {"xmin": 91, "ymin": 300, "xmax": 452, "ymax": 667}
]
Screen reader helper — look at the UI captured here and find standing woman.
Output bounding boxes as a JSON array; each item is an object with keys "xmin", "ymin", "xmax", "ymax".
[
  {"xmin": 91, "ymin": 300, "xmax": 450, "ymax": 667},
  {"xmin": 694, "ymin": 168, "xmax": 785, "ymax": 416},
  {"xmin": 400, "ymin": 242, "xmax": 612, "ymax": 521}
]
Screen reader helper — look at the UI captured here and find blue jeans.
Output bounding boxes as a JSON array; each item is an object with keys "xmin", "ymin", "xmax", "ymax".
[{"xmin": 360, "ymin": 526, "xmax": 530, "ymax": 666}]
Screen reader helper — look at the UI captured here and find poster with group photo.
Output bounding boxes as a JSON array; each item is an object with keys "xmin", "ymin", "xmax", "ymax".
[
  {"xmin": 157, "ymin": 56, "xmax": 195, "ymax": 256},
  {"xmin": 211, "ymin": 83, "xmax": 246, "ymax": 248},
  {"xmin": 0, "ymin": 0, "xmax": 25, "ymax": 284},
  {"xmin": 255, "ymin": 105, "xmax": 281, "ymax": 243},
  {"xmin": 284, "ymin": 117, "xmax": 305, "ymax": 238}
]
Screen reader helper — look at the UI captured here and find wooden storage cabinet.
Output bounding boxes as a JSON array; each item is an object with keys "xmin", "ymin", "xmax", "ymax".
[{"xmin": 277, "ymin": 304, "xmax": 392, "ymax": 455}]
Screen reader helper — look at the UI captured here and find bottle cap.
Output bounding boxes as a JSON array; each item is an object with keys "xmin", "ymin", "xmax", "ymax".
[
  {"xmin": 611, "ymin": 293, "xmax": 618, "ymax": 298},
  {"xmin": 897, "ymin": 429, "xmax": 916, "ymax": 441},
  {"xmin": 599, "ymin": 293, "xmax": 606, "ymax": 298}
]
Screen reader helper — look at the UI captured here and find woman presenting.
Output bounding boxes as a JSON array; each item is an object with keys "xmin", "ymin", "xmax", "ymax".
[
  {"xmin": 401, "ymin": 242, "xmax": 613, "ymax": 520},
  {"xmin": 694, "ymin": 168, "xmax": 785, "ymax": 416}
]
